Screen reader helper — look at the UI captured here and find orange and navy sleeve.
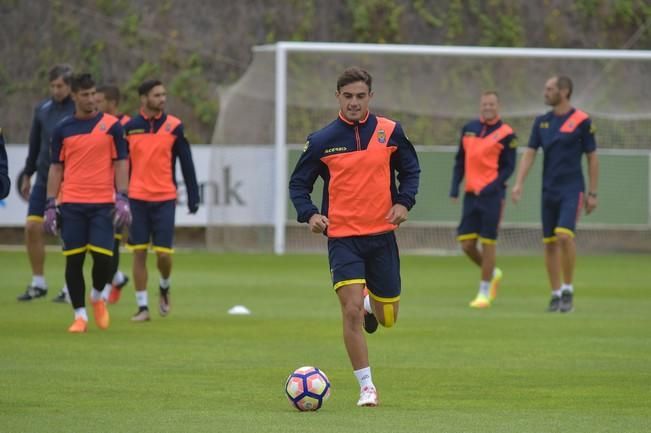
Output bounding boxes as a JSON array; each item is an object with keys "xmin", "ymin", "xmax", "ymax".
[
  {"xmin": 528, "ymin": 116, "xmax": 543, "ymax": 150},
  {"xmin": 289, "ymin": 135, "xmax": 325, "ymax": 223},
  {"xmin": 580, "ymin": 117, "xmax": 597, "ymax": 153},
  {"xmin": 485, "ymin": 131, "xmax": 517, "ymax": 194},
  {"xmin": 50, "ymin": 121, "xmax": 65, "ymax": 164},
  {"xmin": 389, "ymin": 122, "xmax": 420, "ymax": 210},
  {"xmin": 109, "ymin": 121, "xmax": 128, "ymax": 161},
  {"xmin": 449, "ymin": 126, "xmax": 466, "ymax": 198},
  {"xmin": 171, "ymin": 123, "xmax": 199, "ymax": 210}
]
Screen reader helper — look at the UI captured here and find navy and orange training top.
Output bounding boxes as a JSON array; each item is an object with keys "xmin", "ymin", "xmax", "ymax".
[
  {"xmin": 528, "ymin": 108, "xmax": 596, "ymax": 194},
  {"xmin": 289, "ymin": 111, "xmax": 420, "ymax": 238},
  {"xmin": 123, "ymin": 111, "xmax": 199, "ymax": 207},
  {"xmin": 50, "ymin": 112, "xmax": 128, "ymax": 204},
  {"xmin": 450, "ymin": 117, "xmax": 517, "ymax": 198}
]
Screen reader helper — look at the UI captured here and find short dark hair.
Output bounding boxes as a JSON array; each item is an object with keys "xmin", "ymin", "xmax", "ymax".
[
  {"xmin": 336, "ymin": 67, "xmax": 372, "ymax": 92},
  {"xmin": 138, "ymin": 79, "xmax": 163, "ymax": 96},
  {"xmin": 481, "ymin": 90, "xmax": 499, "ymax": 99},
  {"xmin": 96, "ymin": 84, "xmax": 121, "ymax": 104},
  {"xmin": 556, "ymin": 75, "xmax": 573, "ymax": 99},
  {"xmin": 49, "ymin": 64, "xmax": 73, "ymax": 84},
  {"xmin": 70, "ymin": 73, "xmax": 95, "ymax": 92}
]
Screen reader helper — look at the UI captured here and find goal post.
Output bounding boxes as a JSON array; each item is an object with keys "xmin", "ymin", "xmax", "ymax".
[{"xmin": 210, "ymin": 42, "xmax": 651, "ymax": 254}]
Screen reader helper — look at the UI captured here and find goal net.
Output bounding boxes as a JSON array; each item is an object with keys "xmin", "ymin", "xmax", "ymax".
[{"xmin": 208, "ymin": 43, "xmax": 651, "ymax": 254}]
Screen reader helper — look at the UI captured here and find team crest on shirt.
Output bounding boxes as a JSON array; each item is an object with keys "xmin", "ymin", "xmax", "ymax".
[
  {"xmin": 165, "ymin": 123, "xmax": 172, "ymax": 132},
  {"xmin": 377, "ymin": 129, "xmax": 386, "ymax": 143},
  {"xmin": 99, "ymin": 123, "xmax": 107, "ymax": 131}
]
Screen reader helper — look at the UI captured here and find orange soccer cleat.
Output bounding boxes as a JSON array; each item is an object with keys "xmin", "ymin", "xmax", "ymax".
[
  {"xmin": 91, "ymin": 299, "xmax": 110, "ymax": 329},
  {"xmin": 68, "ymin": 318, "xmax": 88, "ymax": 333}
]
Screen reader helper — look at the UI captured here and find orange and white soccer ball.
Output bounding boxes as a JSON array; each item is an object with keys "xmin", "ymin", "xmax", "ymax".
[{"xmin": 285, "ymin": 366, "xmax": 331, "ymax": 411}]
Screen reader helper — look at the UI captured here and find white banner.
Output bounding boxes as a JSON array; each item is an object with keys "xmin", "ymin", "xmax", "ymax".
[{"xmin": 0, "ymin": 145, "xmax": 274, "ymax": 227}]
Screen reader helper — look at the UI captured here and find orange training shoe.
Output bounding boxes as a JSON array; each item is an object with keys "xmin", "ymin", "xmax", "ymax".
[
  {"xmin": 108, "ymin": 275, "xmax": 129, "ymax": 305},
  {"xmin": 92, "ymin": 299, "xmax": 110, "ymax": 329},
  {"xmin": 68, "ymin": 318, "xmax": 88, "ymax": 333}
]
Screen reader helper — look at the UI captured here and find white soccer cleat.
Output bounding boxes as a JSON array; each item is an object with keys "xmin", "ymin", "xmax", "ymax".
[{"xmin": 357, "ymin": 386, "xmax": 379, "ymax": 407}]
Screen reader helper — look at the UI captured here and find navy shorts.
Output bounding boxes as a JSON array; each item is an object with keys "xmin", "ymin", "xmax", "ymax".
[
  {"xmin": 60, "ymin": 203, "xmax": 115, "ymax": 256},
  {"xmin": 27, "ymin": 175, "xmax": 47, "ymax": 220},
  {"xmin": 328, "ymin": 231, "xmax": 401, "ymax": 302},
  {"xmin": 127, "ymin": 199, "xmax": 176, "ymax": 253},
  {"xmin": 542, "ymin": 190, "xmax": 583, "ymax": 242},
  {"xmin": 457, "ymin": 192, "xmax": 504, "ymax": 244}
]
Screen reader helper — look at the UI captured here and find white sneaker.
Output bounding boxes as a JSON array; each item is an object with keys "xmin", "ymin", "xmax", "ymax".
[{"xmin": 357, "ymin": 386, "xmax": 378, "ymax": 407}]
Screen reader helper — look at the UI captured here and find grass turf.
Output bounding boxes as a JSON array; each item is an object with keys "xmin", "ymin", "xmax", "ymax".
[{"xmin": 0, "ymin": 251, "xmax": 649, "ymax": 433}]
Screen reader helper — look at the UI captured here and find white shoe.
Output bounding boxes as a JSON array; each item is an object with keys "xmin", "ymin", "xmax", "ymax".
[{"xmin": 357, "ymin": 386, "xmax": 378, "ymax": 407}]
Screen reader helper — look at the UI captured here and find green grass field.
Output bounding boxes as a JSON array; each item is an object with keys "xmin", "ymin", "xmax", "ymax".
[{"xmin": 1, "ymin": 250, "xmax": 650, "ymax": 433}]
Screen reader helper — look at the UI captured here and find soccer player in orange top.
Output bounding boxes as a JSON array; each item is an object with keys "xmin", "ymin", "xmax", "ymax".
[
  {"xmin": 289, "ymin": 67, "xmax": 420, "ymax": 407},
  {"xmin": 123, "ymin": 79, "xmax": 199, "ymax": 322},
  {"xmin": 45, "ymin": 73, "xmax": 130, "ymax": 333},
  {"xmin": 512, "ymin": 75, "xmax": 599, "ymax": 313},
  {"xmin": 95, "ymin": 84, "xmax": 131, "ymax": 303},
  {"xmin": 450, "ymin": 91, "xmax": 517, "ymax": 308}
]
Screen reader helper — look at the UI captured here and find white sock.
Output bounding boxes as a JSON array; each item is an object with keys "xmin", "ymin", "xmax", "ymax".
[
  {"xmin": 101, "ymin": 283, "xmax": 112, "ymax": 301},
  {"xmin": 74, "ymin": 308, "xmax": 88, "ymax": 321},
  {"xmin": 479, "ymin": 281, "xmax": 490, "ymax": 297},
  {"xmin": 32, "ymin": 275, "xmax": 46, "ymax": 288},
  {"xmin": 363, "ymin": 294, "xmax": 372, "ymax": 314},
  {"xmin": 552, "ymin": 289, "xmax": 562, "ymax": 298},
  {"xmin": 112, "ymin": 271, "xmax": 125, "ymax": 286},
  {"xmin": 354, "ymin": 367, "xmax": 375, "ymax": 390},
  {"xmin": 561, "ymin": 284, "xmax": 573, "ymax": 293},
  {"xmin": 159, "ymin": 277, "xmax": 171, "ymax": 290},
  {"xmin": 136, "ymin": 290, "xmax": 148, "ymax": 308},
  {"xmin": 90, "ymin": 288, "xmax": 103, "ymax": 302},
  {"xmin": 61, "ymin": 285, "xmax": 69, "ymax": 295}
]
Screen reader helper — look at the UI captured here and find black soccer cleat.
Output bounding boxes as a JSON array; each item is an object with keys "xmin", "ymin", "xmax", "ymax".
[
  {"xmin": 52, "ymin": 289, "xmax": 70, "ymax": 304},
  {"xmin": 17, "ymin": 285, "xmax": 48, "ymax": 301},
  {"xmin": 547, "ymin": 295, "xmax": 561, "ymax": 312},
  {"xmin": 560, "ymin": 291, "xmax": 574, "ymax": 313},
  {"xmin": 363, "ymin": 311, "xmax": 378, "ymax": 334}
]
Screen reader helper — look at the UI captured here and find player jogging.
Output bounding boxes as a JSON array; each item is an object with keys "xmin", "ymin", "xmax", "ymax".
[
  {"xmin": 450, "ymin": 91, "xmax": 516, "ymax": 308},
  {"xmin": 123, "ymin": 79, "xmax": 199, "ymax": 322},
  {"xmin": 95, "ymin": 84, "xmax": 131, "ymax": 303},
  {"xmin": 45, "ymin": 73, "xmax": 130, "ymax": 333},
  {"xmin": 0, "ymin": 127, "xmax": 9, "ymax": 199},
  {"xmin": 289, "ymin": 67, "xmax": 420, "ymax": 407},
  {"xmin": 511, "ymin": 75, "xmax": 599, "ymax": 313}
]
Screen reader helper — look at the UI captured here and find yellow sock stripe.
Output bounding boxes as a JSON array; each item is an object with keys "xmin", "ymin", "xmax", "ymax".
[
  {"xmin": 114, "ymin": 234, "xmax": 123, "ymax": 240},
  {"xmin": 543, "ymin": 236, "xmax": 557, "ymax": 244},
  {"xmin": 152, "ymin": 246, "xmax": 175, "ymax": 254},
  {"xmin": 554, "ymin": 227, "xmax": 575, "ymax": 238},
  {"xmin": 63, "ymin": 245, "xmax": 89, "ymax": 256},
  {"xmin": 367, "ymin": 290, "xmax": 400, "ymax": 303},
  {"xmin": 382, "ymin": 304, "xmax": 395, "ymax": 328},
  {"xmin": 457, "ymin": 233, "xmax": 478, "ymax": 242},
  {"xmin": 478, "ymin": 236, "xmax": 497, "ymax": 245},
  {"xmin": 333, "ymin": 279, "xmax": 366, "ymax": 291},
  {"xmin": 88, "ymin": 244, "xmax": 114, "ymax": 256},
  {"xmin": 27, "ymin": 215, "xmax": 44, "ymax": 222},
  {"xmin": 126, "ymin": 243, "xmax": 150, "ymax": 251}
]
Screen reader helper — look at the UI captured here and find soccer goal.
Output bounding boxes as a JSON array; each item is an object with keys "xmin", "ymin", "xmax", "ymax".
[{"xmin": 208, "ymin": 42, "xmax": 651, "ymax": 254}]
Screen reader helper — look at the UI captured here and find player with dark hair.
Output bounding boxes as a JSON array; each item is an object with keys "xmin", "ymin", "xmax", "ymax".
[
  {"xmin": 289, "ymin": 67, "xmax": 420, "ymax": 407},
  {"xmin": 0, "ymin": 127, "xmax": 9, "ymax": 199},
  {"xmin": 95, "ymin": 84, "xmax": 131, "ymax": 303},
  {"xmin": 17, "ymin": 64, "xmax": 75, "ymax": 302},
  {"xmin": 450, "ymin": 91, "xmax": 517, "ymax": 308},
  {"xmin": 512, "ymin": 75, "xmax": 599, "ymax": 313},
  {"xmin": 124, "ymin": 79, "xmax": 199, "ymax": 322},
  {"xmin": 45, "ymin": 73, "xmax": 130, "ymax": 332}
]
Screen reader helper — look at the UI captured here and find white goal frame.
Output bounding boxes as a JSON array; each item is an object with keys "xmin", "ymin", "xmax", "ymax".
[{"xmin": 255, "ymin": 42, "xmax": 651, "ymax": 254}]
